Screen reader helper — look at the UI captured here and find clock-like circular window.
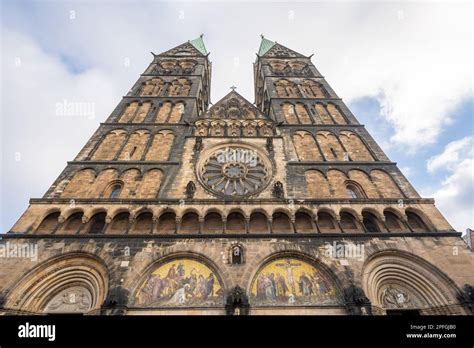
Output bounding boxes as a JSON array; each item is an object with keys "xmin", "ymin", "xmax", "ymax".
[{"xmin": 197, "ymin": 144, "xmax": 272, "ymax": 197}]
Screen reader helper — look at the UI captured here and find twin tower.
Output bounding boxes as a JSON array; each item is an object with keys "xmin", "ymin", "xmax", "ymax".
[{"xmin": 2, "ymin": 36, "xmax": 473, "ymax": 315}]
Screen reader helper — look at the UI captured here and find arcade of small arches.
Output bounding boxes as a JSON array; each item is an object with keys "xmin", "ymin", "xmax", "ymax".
[
  {"xmin": 274, "ymin": 79, "xmax": 329, "ymax": 99},
  {"xmin": 117, "ymin": 100, "xmax": 185, "ymax": 124},
  {"xmin": 194, "ymin": 119, "xmax": 275, "ymax": 137},
  {"xmin": 2, "ymin": 250, "xmax": 464, "ymax": 315},
  {"xmin": 146, "ymin": 59, "xmax": 198, "ymax": 75},
  {"xmin": 54, "ymin": 167, "xmax": 163, "ymax": 199},
  {"xmin": 84, "ymin": 129, "xmax": 175, "ymax": 162},
  {"xmin": 292, "ymin": 130, "xmax": 375, "ymax": 162},
  {"xmin": 266, "ymin": 59, "xmax": 313, "ymax": 76},
  {"xmin": 138, "ymin": 77, "xmax": 191, "ymax": 97},
  {"xmin": 304, "ymin": 168, "xmax": 406, "ymax": 199},
  {"xmin": 282, "ymin": 102, "xmax": 348, "ymax": 125},
  {"xmin": 33, "ymin": 205, "xmax": 434, "ymax": 235}
]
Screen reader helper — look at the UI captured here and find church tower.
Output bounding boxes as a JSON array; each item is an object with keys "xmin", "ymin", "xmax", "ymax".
[{"xmin": 1, "ymin": 36, "xmax": 473, "ymax": 316}]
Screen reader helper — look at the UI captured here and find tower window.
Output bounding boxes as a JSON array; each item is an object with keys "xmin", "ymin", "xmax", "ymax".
[
  {"xmin": 108, "ymin": 184, "xmax": 122, "ymax": 199},
  {"xmin": 346, "ymin": 183, "xmax": 365, "ymax": 199}
]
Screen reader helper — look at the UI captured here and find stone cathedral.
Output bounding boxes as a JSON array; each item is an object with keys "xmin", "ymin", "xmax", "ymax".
[{"xmin": 1, "ymin": 36, "xmax": 473, "ymax": 316}]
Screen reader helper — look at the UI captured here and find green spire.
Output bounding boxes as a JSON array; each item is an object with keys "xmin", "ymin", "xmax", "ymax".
[
  {"xmin": 258, "ymin": 35, "xmax": 275, "ymax": 56},
  {"xmin": 189, "ymin": 34, "xmax": 207, "ymax": 55}
]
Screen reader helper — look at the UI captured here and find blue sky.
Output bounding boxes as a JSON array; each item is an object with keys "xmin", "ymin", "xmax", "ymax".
[{"xmin": 1, "ymin": 0, "xmax": 473, "ymax": 233}]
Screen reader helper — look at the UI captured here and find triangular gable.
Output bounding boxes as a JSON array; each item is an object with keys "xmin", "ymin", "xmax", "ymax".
[
  {"xmin": 158, "ymin": 41, "xmax": 205, "ymax": 57},
  {"xmin": 205, "ymin": 90, "xmax": 266, "ymax": 120},
  {"xmin": 260, "ymin": 42, "xmax": 306, "ymax": 58}
]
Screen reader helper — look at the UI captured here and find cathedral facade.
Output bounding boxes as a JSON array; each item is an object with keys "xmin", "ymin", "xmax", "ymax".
[{"xmin": 1, "ymin": 36, "xmax": 473, "ymax": 315}]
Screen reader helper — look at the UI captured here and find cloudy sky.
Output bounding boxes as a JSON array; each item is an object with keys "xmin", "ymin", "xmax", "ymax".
[{"xmin": 1, "ymin": 0, "xmax": 473, "ymax": 233}]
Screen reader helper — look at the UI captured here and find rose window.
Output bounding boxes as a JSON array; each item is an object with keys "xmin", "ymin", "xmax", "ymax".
[{"xmin": 198, "ymin": 145, "xmax": 272, "ymax": 197}]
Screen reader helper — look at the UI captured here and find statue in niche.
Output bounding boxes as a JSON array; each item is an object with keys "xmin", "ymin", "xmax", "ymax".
[
  {"xmin": 272, "ymin": 181, "xmax": 284, "ymax": 199},
  {"xmin": 266, "ymin": 138, "xmax": 273, "ymax": 153},
  {"xmin": 185, "ymin": 181, "xmax": 196, "ymax": 199}
]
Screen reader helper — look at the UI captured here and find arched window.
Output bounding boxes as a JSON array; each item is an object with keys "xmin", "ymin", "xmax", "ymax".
[
  {"xmin": 226, "ymin": 212, "xmax": 246, "ymax": 234},
  {"xmin": 203, "ymin": 212, "xmax": 223, "ymax": 234},
  {"xmin": 156, "ymin": 212, "xmax": 177, "ymax": 234},
  {"xmin": 406, "ymin": 211, "xmax": 430, "ymax": 232},
  {"xmin": 384, "ymin": 211, "xmax": 404, "ymax": 232},
  {"xmin": 248, "ymin": 212, "xmax": 268, "ymax": 233},
  {"xmin": 294, "ymin": 212, "xmax": 314, "ymax": 233},
  {"xmin": 36, "ymin": 211, "xmax": 60, "ymax": 233},
  {"xmin": 340, "ymin": 212, "xmax": 361, "ymax": 232},
  {"xmin": 362, "ymin": 212, "xmax": 381, "ymax": 232},
  {"xmin": 59, "ymin": 212, "xmax": 84, "ymax": 234},
  {"xmin": 317, "ymin": 212, "xmax": 339, "ymax": 233},
  {"xmin": 132, "ymin": 212, "xmax": 154, "ymax": 234},
  {"xmin": 346, "ymin": 182, "xmax": 366, "ymax": 199},
  {"xmin": 108, "ymin": 212, "xmax": 130, "ymax": 234},
  {"xmin": 109, "ymin": 184, "xmax": 122, "ymax": 199},
  {"xmin": 87, "ymin": 212, "xmax": 106, "ymax": 234},
  {"xmin": 272, "ymin": 212, "xmax": 292, "ymax": 233},
  {"xmin": 179, "ymin": 212, "xmax": 199, "ymax": 234}
]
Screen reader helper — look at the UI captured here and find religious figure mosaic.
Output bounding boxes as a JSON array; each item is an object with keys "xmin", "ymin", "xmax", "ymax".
[
  {"xmin": 250, "ymin": 258, "xmax": 340, "ymax": 306},
  {"xmin": 136, "ymin": 259, "xmax": 224, "ymax": 307}
]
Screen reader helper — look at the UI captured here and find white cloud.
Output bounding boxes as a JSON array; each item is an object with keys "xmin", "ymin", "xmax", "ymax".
[
  {"xmin": 425, "ymin": 136, "xmax": 474, "ymax": 232},
  {"xmin": 427, "ymin": 136, "xmax": 474, "ymax": 173}
]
